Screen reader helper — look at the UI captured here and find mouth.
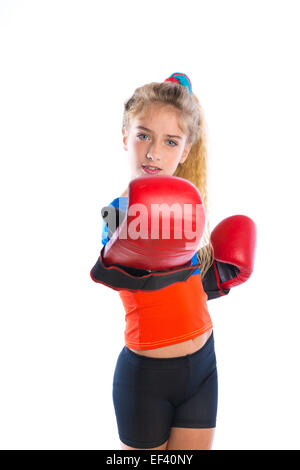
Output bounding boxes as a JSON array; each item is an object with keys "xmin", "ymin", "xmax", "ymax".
[{"xmin": 142, "ymin": 164, "xmax": 162, "ymax": 175}]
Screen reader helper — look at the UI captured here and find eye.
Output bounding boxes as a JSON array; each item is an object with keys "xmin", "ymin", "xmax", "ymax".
[
  {"xmin": 137, "ymin": 133, "xmax": 149, "ymax": 141},
  {"xmin": 167, "ymin": 139, "xmax": 177, "ymax": 146}
]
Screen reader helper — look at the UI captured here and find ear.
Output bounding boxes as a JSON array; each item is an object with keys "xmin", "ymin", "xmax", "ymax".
[
  {"xmin": 122, "ymin": 127, "xmax": 128, "ymax": 151},
  {"xmin": 180, "ymin": 142, "xmax": 192, "ymax": 164}
]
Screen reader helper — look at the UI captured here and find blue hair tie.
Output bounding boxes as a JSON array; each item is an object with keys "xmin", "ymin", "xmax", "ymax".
[{"xmin": 164, "ymin": 72, "xmax": 193, "ymax": 94}]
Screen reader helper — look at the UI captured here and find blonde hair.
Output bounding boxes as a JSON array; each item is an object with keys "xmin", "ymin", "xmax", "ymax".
[{"xmin": 122, "ymin": 80, "xmax": 213, "ymax": 280}]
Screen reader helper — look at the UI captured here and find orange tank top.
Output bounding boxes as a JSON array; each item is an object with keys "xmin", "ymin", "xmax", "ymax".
[{"xmin": 118, "ymin": 273, "xmax": 212, "ymax": 350}]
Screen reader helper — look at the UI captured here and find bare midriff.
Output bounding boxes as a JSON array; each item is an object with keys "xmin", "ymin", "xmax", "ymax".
[{"xmin": 128, "ymin": 329, "xmax": 213, "ymax": 358}]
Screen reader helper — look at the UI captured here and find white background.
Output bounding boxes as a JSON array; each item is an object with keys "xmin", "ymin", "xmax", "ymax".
[{"xmin": 0, "ymin": 0, "xmax": 299, "ymax": 450}]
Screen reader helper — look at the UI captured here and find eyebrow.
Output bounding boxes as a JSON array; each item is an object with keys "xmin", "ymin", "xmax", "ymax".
[{"xmin": 135, "ymin": 125, "xmax": 183, "ymax": 140}]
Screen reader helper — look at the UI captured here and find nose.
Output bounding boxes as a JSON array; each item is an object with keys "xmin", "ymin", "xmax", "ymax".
[{"xmin": 147, "ymin": 143, "xmax": 161, "ymax": 161}]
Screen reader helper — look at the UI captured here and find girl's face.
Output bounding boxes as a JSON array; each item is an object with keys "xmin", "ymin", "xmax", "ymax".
[{"xmin": 122, "ymin": 103, "xmax": 192, "ymax": 180}]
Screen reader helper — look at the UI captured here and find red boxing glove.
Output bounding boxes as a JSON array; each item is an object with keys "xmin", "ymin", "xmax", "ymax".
[
  {"xmin": 103, "ymin": 175, "xmax": 206, "ymax": 271},
  {"xmin": 210, "ymin": 215, "xmax": 257, "ymax": 290}
]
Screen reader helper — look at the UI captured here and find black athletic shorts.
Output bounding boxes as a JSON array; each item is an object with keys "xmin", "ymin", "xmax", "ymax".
[{"xmin": 112, "ymin": 331, "xmax": 218, "ymax": 449}]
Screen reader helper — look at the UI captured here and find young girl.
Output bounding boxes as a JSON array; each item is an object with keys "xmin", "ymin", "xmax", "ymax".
[{"xmin": 91, "ymin": 72, "xmax": 256, "ymax": 450}]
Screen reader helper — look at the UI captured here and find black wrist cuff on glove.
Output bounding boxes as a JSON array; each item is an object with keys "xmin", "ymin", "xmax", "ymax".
[
  {"xmin": 90, "ymin": 246, "xmax": 200, "ymax": 292},
  {"xmin": 202, "ymin": 259, "xmax": 240, "ymax": 300}
]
